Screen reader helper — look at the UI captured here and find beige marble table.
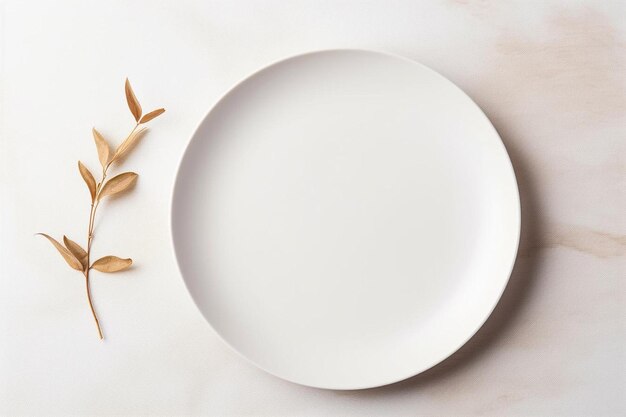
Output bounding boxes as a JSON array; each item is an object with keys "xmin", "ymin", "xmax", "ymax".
[{"xmin": 1, "ymin": 1, "xmax": 624, "ymax": 415}]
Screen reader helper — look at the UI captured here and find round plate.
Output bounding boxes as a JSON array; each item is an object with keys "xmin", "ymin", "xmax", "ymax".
[{"xmin": 171, "ymin": 50, "xmax": 520, "ymax": 390}]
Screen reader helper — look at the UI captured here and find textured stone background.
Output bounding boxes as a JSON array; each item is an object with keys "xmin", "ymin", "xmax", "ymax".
[{"xmin": 1, "ymin": 1, "xmax": 624, "ymax": 415}]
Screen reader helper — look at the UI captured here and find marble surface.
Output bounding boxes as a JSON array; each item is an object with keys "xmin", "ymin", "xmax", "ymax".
[{"xmin": 1, "ymin": 1, "xmax": 624, "ymax": 415}]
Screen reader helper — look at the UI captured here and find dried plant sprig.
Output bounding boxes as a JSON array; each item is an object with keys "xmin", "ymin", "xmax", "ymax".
[{"xmin": 38, "ymin": 79, "xmax": 165, "ymax": 339}]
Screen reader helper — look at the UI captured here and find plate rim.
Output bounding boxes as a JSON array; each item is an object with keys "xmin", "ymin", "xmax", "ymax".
[{"xmin": 169, "ymin": 48, "xmax": 521, "ymax": 390}]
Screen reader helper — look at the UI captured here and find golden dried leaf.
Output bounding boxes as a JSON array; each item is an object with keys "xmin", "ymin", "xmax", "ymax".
[
  {"xmin": 111, "ymin": 126, "xmax": 147, "ymax": 163},
  {"xmin": 91, "ymin": 256, "xmax": 132, "ymax": 272},
  {"xmin": 63, "ymin": 235, "xmax": 88, "ymax": 270},
  {"xmin": 139, "ymin": 108, "xmax": 165, "ymax": 124},
  {"xmin": 78, "ymin": 161, "xmax": 96, "ymax": 202},
  {"xmin": 37, "ymin": 233, "xmax": 83, "ymax": 271},
  {"xmin": 98, "ymin": 172, "xmax": 138, "ymax": 200},
  {"xmin": 125, "ymin": 78, "xmax": 142, "ymax": 122},
  {"xmin": 92, "ymin": 128, "xmax": 110, "ymax": 169}
]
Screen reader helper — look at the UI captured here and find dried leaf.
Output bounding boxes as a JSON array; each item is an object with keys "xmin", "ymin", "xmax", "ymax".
[
  {"xmin": 91, "ymin": 256, "xmax": 132, "ymax": 272},
  {"xmin": 125, "ymin": 78, "xmax": 142, "ymax": 122},
  {"xmin": 78, "ymin": 161, "xmax": 96, "ymax": 202},
  {"xmin": 139, "ymin": 108, "xmax": 165, "ymax": 124},
  {"xmin": 37, "ymin": 233, "xmax": 83, "ymax": 271},
  {"xmin": 92, "ymin": 128, "xmax": 110, "ymax": 169},
  {"xmin": 63, "ymin": 235, "xmax": 88, "ymax": 270},
  {"xmin": 98, "ymin": 172, "xmax": 138, "ymax": 200},
  {"xmin": 111, "ymin": 126, "xmax": 147, "ymax": 163}
]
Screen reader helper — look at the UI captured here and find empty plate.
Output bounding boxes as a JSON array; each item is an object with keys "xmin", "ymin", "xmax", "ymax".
[{"xmin": 171, "ymin": 49, "xmax": 520, "ymax": 389}]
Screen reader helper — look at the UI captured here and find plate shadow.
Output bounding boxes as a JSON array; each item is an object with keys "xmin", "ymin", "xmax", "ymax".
[{"xmin": 336, "ymin": 113, "xmax": 543, "ymax": 396}]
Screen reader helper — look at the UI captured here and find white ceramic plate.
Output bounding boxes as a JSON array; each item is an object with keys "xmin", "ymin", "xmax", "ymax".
[{"xmin": 171, "ymin": 50, "xmax": 520, "ymax": 390}]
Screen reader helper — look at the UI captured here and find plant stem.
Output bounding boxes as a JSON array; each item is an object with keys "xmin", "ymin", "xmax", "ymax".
[
  {"xmin": 85, "ymin": 272, "xmax": 103, "ymax": 339},
  {"xmin": 85, "ymin": 188, "xmax": 104, "ymax": 339},
  {"xmin": 83, "ymin": 122, "xmax": 138, "ymax": 340}
]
